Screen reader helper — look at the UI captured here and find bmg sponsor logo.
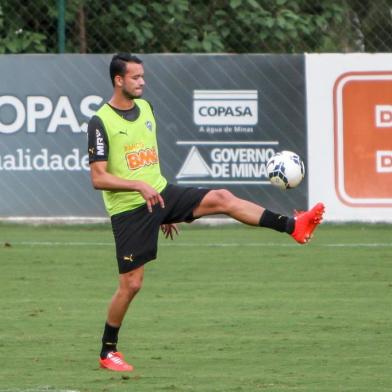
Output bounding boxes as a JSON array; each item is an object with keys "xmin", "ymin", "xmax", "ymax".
[
  {"xmin": 193, "ymin": 90, "xmax": 258, "ymax": 126},
  {"xmin": 126, "ymin": 148, "xmax": 158, "ymax": 171},
  {"xmin": 334, "ymin": 72, "xmax": 392, "ymax": 207}
]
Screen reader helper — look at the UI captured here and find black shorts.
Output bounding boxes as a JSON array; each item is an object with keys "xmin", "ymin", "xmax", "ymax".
[{"xmin": 111, "ymin": 184, "xmax": 211, "ymax": 274}]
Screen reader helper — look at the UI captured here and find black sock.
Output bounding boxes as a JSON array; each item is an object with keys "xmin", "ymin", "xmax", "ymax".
[
  {"xmin": 100, "ymin": 322, "xmax": 120, "ymax": 359},
  {"xmin": 259, "ymin": 209, "xmax": 295, "ymax": 234}
]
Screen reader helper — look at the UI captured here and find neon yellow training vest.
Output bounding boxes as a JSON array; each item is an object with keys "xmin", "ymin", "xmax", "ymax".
[{"xmin": 95, "ymin": 100, "xmax": 167, "ymax": 216}]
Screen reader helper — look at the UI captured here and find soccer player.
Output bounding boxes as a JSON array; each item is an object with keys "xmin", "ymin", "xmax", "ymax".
[{"xmin": 87, "ymin": 53, "xmax": 325, "ymax": 372}]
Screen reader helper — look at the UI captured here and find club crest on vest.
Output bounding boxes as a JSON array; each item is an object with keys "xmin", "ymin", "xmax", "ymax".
[{"xmin": 145, "ymin": 121, "xmax": 152, "ymax": 131}]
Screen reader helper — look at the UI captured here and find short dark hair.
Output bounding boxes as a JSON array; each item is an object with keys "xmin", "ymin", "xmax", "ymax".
[{"xmin": 110, "ymin": 53, "xmax": 143, "ymax": 86}]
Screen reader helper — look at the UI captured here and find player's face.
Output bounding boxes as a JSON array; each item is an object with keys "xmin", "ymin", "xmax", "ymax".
[{"xmin": 119, "ymin": 62, "xmax": 145, "ymax": 100}]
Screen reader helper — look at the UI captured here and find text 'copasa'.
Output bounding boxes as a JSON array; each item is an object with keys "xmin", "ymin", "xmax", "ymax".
[
  {"xmin": 0, "ymin": 95, "xmax": 103, "ymax": 134},
  {"xmin": 193, "ymin": 90, "xmax": 258, "ymax": 126}
]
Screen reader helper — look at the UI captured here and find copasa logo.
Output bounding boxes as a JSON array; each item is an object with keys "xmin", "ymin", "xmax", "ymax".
[
  {"xmin": 193, "ymin": 90, "xmax": 258, "ymax": 126},
  {"xmin": 0, "ymin": 94, "xmax": 103, "ymax": 172},
  {"xmin": 126, "ymin": 148, "xmax": 158, "ymax": 170},
  {"xmin": 0, "ymin": 95, "xmax": 102, "ymax": 134}
]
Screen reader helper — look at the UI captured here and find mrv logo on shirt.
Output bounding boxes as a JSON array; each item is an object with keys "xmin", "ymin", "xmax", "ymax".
[{"xmin": 193, "ymin": 90, "xmax": 258, "ymax": 126}]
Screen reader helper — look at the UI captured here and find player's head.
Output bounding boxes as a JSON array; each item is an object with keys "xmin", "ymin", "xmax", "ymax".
[{"xmin": 110, "ymin": 53, "xmax": 144, "ymax": 99}]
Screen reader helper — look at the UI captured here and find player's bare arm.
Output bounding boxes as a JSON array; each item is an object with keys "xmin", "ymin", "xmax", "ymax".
[{"xmin": 90, "ymin": 160, "xmax": 164, "ymax": 212}]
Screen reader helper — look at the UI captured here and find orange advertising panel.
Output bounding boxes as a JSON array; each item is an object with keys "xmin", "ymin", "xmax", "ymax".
[{"xmin": 334, "ymin": 72, "xmax": 392, "ymax": 207}]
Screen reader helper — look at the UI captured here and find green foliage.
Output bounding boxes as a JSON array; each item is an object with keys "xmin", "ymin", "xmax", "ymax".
[
  {"xmin": 0, "ymin": 1, "xmax": 50, "ymax": 53},
  {"xmin": 77, "ymin": 0, "xmax": 347, "ymax": 53},
  {"xmin": 0, "ymin": 28, "xmax": 46, "ymax": 54},
  {"xmin": 0, "ymin": 0, "xmax": 390, "ymax": 53}
]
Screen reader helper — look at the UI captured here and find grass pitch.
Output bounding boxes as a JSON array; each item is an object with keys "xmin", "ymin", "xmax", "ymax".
[{"xmin": 0, "ymin": 222, "xmax": 391, "ymax": 392}]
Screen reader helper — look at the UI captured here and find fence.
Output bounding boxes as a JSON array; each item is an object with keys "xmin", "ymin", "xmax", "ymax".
[{"xmin": 1, "ymin": 0, "xmax": 391, "ymax": 54}]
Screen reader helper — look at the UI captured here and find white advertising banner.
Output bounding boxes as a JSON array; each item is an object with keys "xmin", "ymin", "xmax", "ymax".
[{"xmin": 306, "ymin": 54, "xmax": 392, "ymax": 222}]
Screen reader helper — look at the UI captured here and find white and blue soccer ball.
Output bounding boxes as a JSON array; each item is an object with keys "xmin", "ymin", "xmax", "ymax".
[{"xmin": 266, "ymin": 150, "xmax": 305, "ymax": 190}]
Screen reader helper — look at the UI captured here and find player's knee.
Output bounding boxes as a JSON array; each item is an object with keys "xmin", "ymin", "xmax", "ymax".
[
  {"xmin": 209, "ymin": 189, "xmax": 236, "ymax": 212},
  {"xmin": 123, "ymin": 277, "xmax": 143, "ymax": 298}
]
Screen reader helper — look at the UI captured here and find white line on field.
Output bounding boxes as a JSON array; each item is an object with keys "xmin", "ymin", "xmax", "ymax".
[
  {"xmin": 6, "ymin": 241, "xmax": 392, "ymax": 248},
  {"xmin": 0, "ymin": 389, "xmax": 79, "ymax": 392},
  {"xmin": 16, "ymin": 241, "xmax": 112, "ymax": 246}
]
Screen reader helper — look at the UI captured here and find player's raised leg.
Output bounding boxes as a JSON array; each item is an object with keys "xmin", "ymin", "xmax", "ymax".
[
  {"xmin": 193, "ymin": 189, "xmax": 325, "ymax": 243},
  {"xmin": 193, "ymin": 189, "xmax": 265, "ymax": 225}
]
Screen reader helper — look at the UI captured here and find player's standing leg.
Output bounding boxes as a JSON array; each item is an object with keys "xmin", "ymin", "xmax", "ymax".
[{"xmin": 99, "ymin": 266, "xmax": 144, "ymax": 372}]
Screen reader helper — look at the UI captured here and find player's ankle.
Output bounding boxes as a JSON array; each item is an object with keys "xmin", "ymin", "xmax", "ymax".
[
  {"xmin": 100, "ymin": 347, "xmax": 117, "ymax": 359},
  {"xmin": 259, "ymin": 209, "xmax": 294, "ymax": 234}
]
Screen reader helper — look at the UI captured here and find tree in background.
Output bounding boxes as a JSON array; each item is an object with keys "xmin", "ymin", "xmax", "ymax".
[
  {"xmin": 0, "ymin": 0, "xmax": 391, "ymax": 54},
  {"xmin": 0, "ymin": 1, "xmax": 49, "ymax": 53}
]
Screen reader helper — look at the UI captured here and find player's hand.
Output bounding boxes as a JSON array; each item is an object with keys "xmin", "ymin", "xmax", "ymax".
[
  {"xmin": 160, "ymin": 224, "xmax": 179, "ymax": 240},
  {"xmin": 136, "ymin": 182, "xmax": 165, "ymax": 213}
]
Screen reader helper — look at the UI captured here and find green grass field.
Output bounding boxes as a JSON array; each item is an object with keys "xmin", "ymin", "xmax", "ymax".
[{"xmin": 0, "ymin": 222, "xmax": 391, "ymax": 392}]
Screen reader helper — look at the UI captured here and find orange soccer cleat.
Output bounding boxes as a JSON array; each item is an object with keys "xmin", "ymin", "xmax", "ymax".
[
  {"xmin": 99, "ymin": 351, "xmax": 134, "ymax": 372},
  {"xmin": 291, "ymin": 202, "xmax": 325, "ymax": 244}
]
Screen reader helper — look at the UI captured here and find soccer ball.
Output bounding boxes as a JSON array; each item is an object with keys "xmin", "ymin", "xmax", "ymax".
[{"xmin": 266, "ymin": 150, "xmax": 305, "ymax": 190}]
